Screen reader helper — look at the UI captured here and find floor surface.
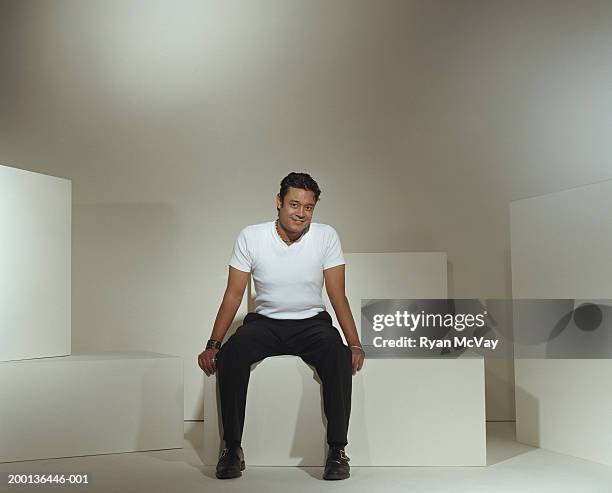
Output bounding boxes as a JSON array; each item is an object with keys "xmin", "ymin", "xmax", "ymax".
[{"xmin": 1, "ymin": 423, "xmax": 610, "ymax": 492}]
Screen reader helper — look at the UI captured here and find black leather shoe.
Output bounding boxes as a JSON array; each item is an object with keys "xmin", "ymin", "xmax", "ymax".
[
  {"xmin": 215, "ymin": 446, "xmax": 245, "ymax": 479},
  {"xmin": 323, "ymin": 447, "xmax": 350, "ymax": 480}
]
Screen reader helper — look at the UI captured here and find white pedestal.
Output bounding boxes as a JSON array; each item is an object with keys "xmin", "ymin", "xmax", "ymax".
[
  {"xmin": 203, "ymin": 355, "xmax": 486, "ymax": 466},
  {"xmin": 511, "ymin": 180, "xmax": 612, "ymax": 466},
  {"xmin": 515, "ymin": 359, "xmax": 612, "ymax": 466},
  {"xmin": 0, "ymin": 165, "xmax": 71, "ymax": 362},
  {"xmin": 0, "ymin": 351, "xmax": 183, "ymax": 462}
]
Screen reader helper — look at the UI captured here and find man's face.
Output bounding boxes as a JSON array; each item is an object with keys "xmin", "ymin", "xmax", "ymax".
[{"xmin": 275, "ymin": 187, "xmax": 317, "ymax": 235}]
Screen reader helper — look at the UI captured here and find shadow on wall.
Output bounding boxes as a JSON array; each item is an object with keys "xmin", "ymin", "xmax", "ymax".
[{"xmin": 71, "ymin": 202, "xmax": 180, "ymax": 351}]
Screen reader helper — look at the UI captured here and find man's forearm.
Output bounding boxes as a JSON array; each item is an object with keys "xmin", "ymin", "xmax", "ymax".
[
  {"xmin": 208, "ymin": 292, "xmax": 242, "ymax": 342},
  {"xmin": 330, "ymin": 296, "xmax": 361, "ymax": 347}
]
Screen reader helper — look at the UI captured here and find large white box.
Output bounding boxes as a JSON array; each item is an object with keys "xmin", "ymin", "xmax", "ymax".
[
  {"xmin": 0, "ymin": 351, "xmax": 184, "ymax": 462},
  {"xmin": 204, "ymin": 355, "xmax": 485, "ymax": 466},
  {"xmin": 514, "ymin": 359, "xmax": 612, "ymax": 466},
  {"xmin": 0, "ymin": 165, "xmax": 71, "ymax": 362},
  {"xmin": 511, "ymin": 179, "xmax": 612, "ymax": 466}
]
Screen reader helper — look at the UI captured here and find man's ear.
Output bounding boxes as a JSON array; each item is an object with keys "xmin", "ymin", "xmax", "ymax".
[{"xmin": 275, "ymin": 193, "xmax": 282, "ymax": 211}]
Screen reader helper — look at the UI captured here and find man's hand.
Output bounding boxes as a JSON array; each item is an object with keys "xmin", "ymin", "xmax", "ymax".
[
  {"xmin": 198, "ymin": 266, "xmax": 249, "ymax": 377},
  {"xmin": 198, "ymin": 348, "xmax": 219, "ymax": 377},
  {"xmin": 350, "ymin": 346, "xmax": 365, "ymax": 375}
]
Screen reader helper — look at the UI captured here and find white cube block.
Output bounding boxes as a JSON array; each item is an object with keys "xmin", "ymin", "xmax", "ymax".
[
  {"xmin": 325, "ymin": 252, "xmax": 448, "ymax": 341},
  {"xmin": 0, "ymin": 165, "xmax": 71, "ymax": 362},
  {"xmin": 203, "ymin": 355, "xmax": 486, "ymax": 466},
  {"xmin": 515, "ymin": 359, "xmax": 612, "ymax": 466},
  {"xmin": 511, "ymin": 179, "xmax": 612, "ymax": 466},
  {"xmin": 0, "ymin": 352, "xmax": 183, "ymax": 462}
]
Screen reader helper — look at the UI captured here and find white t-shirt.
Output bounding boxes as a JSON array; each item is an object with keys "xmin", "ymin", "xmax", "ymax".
[{"xmin": 229, "ymin": 220, "xmax": 345, "ymax": 319}]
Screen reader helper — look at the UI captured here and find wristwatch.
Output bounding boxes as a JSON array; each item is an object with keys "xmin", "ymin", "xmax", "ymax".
[{"xmin": 206, "ymin": 339, "xmax": 221, "ymax": 350}]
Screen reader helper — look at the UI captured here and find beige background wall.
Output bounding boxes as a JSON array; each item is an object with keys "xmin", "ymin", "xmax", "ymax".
[{"xmin": 2, "ymin": 0, "xmax": 612, "ymax": 421}]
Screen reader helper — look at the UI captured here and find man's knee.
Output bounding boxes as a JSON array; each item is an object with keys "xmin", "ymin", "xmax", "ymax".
[
  {"xmin": 323, "ymin": 341, "xmax": 352, "ymax": 365},
  {"xmin": 216, "ymin": 337, "xmax": 249, "ymax": 370},
  {"xmin": 339, "ymin": 343, "xmax": 352, "ymax": 363}
]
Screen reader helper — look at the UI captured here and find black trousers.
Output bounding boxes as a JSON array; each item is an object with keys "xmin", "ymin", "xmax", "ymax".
[{"xmin": 215, "ymin": 310, "xmax": 353, "ymax": 448}]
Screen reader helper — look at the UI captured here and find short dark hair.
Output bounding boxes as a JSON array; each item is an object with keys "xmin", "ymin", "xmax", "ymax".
[{"xmin": 279, "ymin": 172, "xmax": 321, "ymax": 203}]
